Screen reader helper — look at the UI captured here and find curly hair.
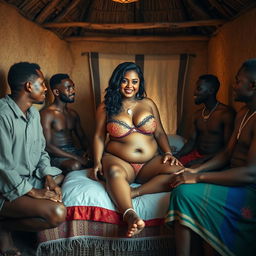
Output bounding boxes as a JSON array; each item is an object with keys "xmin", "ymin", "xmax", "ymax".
[
  {"xmin": 49, "ymin": 73, "xmax": 70, "ymax": 90},
  {"xmin": 198, "ymin": 74, "xmax": 220, "ymax": 94},
  {"xmin": 104, "ymin": 62, "xmax": 146, "ymax": 117},
  {"xmin": 8, "ymin": 62, "xmax": 41, "ymax": 94},
  {"xmin": 240, "ymin": 58, "xmax": 256, "ymax": 81}
]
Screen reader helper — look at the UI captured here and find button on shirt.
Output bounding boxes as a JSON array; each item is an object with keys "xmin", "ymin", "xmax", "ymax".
[{"xmin": 0, "ymin": 95, "xmax": 62, "ymax": 201}]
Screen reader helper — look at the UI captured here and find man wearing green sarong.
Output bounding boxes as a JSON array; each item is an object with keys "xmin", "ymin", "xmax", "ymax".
[{"xmin": 166, "ymin": 59, "xmax": 256, "ymax": 256}]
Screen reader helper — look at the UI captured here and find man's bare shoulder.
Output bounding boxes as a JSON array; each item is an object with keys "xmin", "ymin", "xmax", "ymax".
[
  {"xmin": 219, "ymin": 103, "xmax": 235, "ymax": 112},
  {"xmin": 67, "ymin": 107, "xmax": 80, "ymax": 118},
  {"xmin": 235, "ymin": 106, "xmax": 248, "ymax": 120},
  {"xmin": 218, "ymin": 103, "xmax": 236, "ymax": 118},
  {"xmin": 40, "ymin": 104, "xmax": 58, "ymax": 115},
  {"xmin": 40, "ymin": 105, "xmax": 62, "ymax": 123}
]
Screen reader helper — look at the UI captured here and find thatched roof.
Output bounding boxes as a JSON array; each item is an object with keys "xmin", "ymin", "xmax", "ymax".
[{"xmin": 3, "ymin": 0, "xmax": 256, "ymax": 42}]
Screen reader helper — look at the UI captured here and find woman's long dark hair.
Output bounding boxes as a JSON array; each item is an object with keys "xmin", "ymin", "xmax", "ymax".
[{"xmin": 104, "ymin": 62, "xmax": 146, "ymax": 117}]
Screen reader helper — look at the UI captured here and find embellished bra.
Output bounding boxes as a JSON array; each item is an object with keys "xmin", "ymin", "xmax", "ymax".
[{"xmin": 106, "ymin": 115, "xmax": 157, "ymax": 138}]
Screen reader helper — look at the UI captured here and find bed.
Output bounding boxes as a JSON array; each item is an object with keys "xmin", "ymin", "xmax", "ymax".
[{"xmin": 36, "ymin": 135, "xmax": 185, "ymax": 256}]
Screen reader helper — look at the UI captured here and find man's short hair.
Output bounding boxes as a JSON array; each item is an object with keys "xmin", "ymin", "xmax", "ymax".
[
  {"xmin": 49, "ymin": 74, "xmax": 70, "ymax": 90},
  {"xmin": 198, "ymin": 74, "xmax": 220, "ymax": 93},
  {"xmin": 7, "ymin": 62, "xmax": 41, "ymax": 93},
  {"xmin": 240, "ymin": 59, "xmax": 256, "ymax": 81}
]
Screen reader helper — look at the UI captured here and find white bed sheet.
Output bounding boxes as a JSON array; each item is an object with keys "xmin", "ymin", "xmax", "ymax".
[{"xmin": 62, "ymin": 169, "xmax": 171, "ymax": 221}]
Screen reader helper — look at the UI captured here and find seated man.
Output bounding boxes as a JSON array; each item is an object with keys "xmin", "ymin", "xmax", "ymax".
[
  {"xmin": 0, "ymin": 62, "xmax": 66, "ymax": 256},
  {"xmin": 40, "ymin": 73, "xmax": 92, "ymax": 175},
  {"xmin": 167, "ymin": 59, "xmax": 256, "ymax": 256},
  {"xmin": 175, "ymin": 74, "xmax": 235, "ymax": 167}
]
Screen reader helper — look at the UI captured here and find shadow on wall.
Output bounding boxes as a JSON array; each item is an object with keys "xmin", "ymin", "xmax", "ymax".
[{"xmin": 0, "ymin": 69, "xmax": 8, "ymax": 98}]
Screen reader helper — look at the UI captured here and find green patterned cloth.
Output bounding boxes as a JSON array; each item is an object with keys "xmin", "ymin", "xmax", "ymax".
[{"xmin": 165, "ymin": 183, "xmax": 256, "ymax": 256}]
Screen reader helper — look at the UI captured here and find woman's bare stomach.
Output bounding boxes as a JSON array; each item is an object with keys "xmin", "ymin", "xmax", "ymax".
[{"xmin": 105, "ymin": 134, "xmax": 158, "ymax": 163}]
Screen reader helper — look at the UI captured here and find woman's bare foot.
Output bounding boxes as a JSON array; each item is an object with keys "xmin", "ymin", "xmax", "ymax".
[
  {"xmin": 130, "ymin": 187, "xmax": 140, "ymax": 199},
  {"xmin": 123, "ymin": 209, "xmax": 145, "ymax": 237},
  {"xmin": 0, "ymin": 227, "xmax": 21, "ymax": 256}
]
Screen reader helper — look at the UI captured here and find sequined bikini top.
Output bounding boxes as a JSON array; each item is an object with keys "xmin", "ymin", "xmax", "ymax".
[{"xmin": 106, "ymin": 115, "xmax": 157, "ymax": 138}]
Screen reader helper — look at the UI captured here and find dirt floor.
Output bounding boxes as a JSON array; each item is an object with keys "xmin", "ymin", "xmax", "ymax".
[{"xmin": 12, "ymin": 231, "xmax": 37, "ymax": 256}]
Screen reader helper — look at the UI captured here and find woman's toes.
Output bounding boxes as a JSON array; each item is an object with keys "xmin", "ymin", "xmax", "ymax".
[{"xmin": 123, "ymin": 209, "xmax": 145, "ymax": 237}]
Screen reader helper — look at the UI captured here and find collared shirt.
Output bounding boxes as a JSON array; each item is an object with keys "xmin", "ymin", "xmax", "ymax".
[{"xmin": 0, "ymin": 95, "xmax": 62, "ymax": 201}]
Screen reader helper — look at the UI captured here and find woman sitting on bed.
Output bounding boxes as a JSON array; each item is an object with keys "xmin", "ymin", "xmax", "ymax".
[{"xmin": 90, "ymin": 62, "xmax": 182, "ymax": 237}]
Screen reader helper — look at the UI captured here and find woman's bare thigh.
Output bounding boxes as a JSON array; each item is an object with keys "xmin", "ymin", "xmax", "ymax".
[
  {"xmin": 135, "ymin": 155, "xmax": 182, "ymax": 183},
  {"xmin": 102, "ymin": 153, "xmax": 136, "ymax": 183}
]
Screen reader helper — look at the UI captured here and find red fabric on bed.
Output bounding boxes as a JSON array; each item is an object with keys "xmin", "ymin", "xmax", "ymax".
[{"xmin": 66, "ymin": 206, "xmax": 164, "ymax": 226}]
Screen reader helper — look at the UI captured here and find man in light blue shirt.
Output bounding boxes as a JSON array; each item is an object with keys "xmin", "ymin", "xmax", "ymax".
[{"xmin": 0, "ymin": 62, "xmax": 66, "ymax": 255}]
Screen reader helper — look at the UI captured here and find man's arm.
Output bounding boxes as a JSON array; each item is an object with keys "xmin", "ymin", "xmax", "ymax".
[
  {"xmin": 170, "ymin": 114, "xmax": 256, "ymax": 187},
  {"xmin": 222, "ymin": 107, "xmax": 236, "ymax": 145},
  {"xmin": 35, "ymin": 111, "xmax": 62, "ymax": 178},
  {"xmin": 173, "ymin": 134, "xmax": 256, "ymax": 187},
  {"xmin": 196, "ymin": 120, "xmax": 256, "ymax": 185},
  {"xmin": 0, "ymin": 116, "xmax": 33, "ymax": 201}
]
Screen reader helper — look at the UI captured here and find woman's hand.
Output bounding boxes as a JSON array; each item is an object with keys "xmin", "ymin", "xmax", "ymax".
[
  {"xmin": 163, "ymin": 153, "xmax": 183, "ymax": 166},
  {"xmin": 89, "ymin": 162, "xmax": 103, "ymax": 181},
  {"xmin": 169, "ymin": 169, "xmax": 199, "ymax": 189}
]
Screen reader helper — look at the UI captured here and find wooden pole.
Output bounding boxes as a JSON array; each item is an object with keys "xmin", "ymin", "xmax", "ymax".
[
  {"xmin": 44, "ymin": 19, "xmax": 225, "ymax": 30},
  {"xmin": 65, "ymin": 35, "xmax": 209, "ymax": 42}
]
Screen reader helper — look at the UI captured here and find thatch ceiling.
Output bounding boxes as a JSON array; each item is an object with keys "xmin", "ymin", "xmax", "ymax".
[{"xmin": 3, "ymin": 0, "xmax": 256, "ymax": 42}]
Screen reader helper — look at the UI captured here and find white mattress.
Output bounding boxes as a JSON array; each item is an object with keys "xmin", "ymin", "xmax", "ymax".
[{"xmin": 62, "ymin": 169, "xmax": 171, "ymax": 221}]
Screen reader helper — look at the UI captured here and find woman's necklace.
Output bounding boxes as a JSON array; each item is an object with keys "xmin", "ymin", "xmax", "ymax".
[
  {"xmin": 124, "ymin": 101, "xmax": 137, "ymax": 116},
  {"xmin": 202, "ymin": 102, "xmax": 219, "ymax": 121},
  {"xmin": 237, "ymin": 110, "xmax": 256, "ymax": 140}
]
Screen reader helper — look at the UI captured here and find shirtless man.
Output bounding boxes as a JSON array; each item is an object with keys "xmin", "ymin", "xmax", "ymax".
[
  {"xmin": 40, "ymin": 74, "xmax": 92, "ymax": 175},
  {"xmin": 167, "ymin": 59, "xmax": 256, "ymax": 256},
  {"xmin": 175, "ymin": 74, "xmax": 235, "ymax": 167},
  {"xmin": 0, "ymin": 62, "xmax": 66, "ymax": 256}
]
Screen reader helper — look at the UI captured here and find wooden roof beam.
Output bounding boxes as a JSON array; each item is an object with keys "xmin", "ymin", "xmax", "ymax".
[
  {"xmin": 35, "ymin": 0, "xmax": 61, "ymax": 24},
  {"xmin": 44, "ymin": 19, "xmax": 225, "ymax": 30},
  {"xmin": 183, "ymin": 0, "xmax": 211, "ymax": 19},
  {"xmin": 208, "ymin": 0, "xmax": 234, "ymax": 18},
  {"xmin": 53, "ymin": 0, "xmax": 80, "ymax": 22},
  {"xmin": 65, "ymin": 35, "xmax": 209, "ymax": 43}
]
